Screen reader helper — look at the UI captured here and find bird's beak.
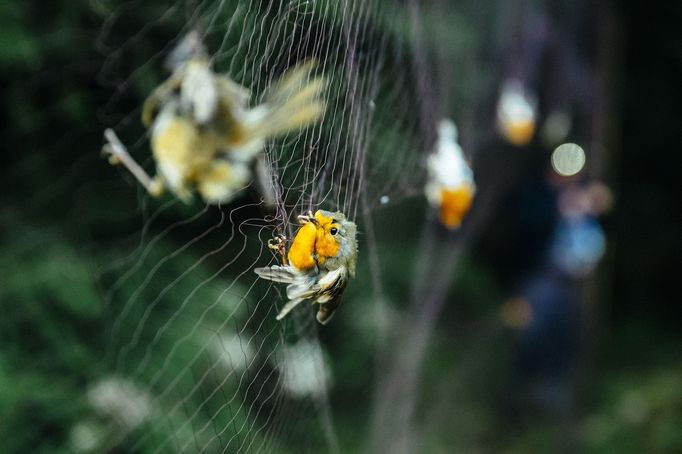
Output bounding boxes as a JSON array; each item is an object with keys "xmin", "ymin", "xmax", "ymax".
[{"xmin": 297, "ymin": 211, "xmax": 319, "ymax": 226}]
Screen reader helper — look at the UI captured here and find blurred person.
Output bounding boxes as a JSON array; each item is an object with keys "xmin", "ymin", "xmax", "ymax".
[{"xmin": 502, "ymin": 178, "xmax": 610, "ymax": 419}]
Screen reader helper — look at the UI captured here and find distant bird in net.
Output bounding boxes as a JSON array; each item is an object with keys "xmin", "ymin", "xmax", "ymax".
[
  {"xmin": 102, "ymin": 31, "xmax": 326, "ymax": 204},
  {"xmin": 496, "ymin": 79, "xmax": 537, "ymax": 147},
  {"xmin": 425, "ymin": 119, "xmax": 476, "ymax": 229},
  {"xmin": 255, "ymin": 210, "xmax": 358, "ymax": 325}
]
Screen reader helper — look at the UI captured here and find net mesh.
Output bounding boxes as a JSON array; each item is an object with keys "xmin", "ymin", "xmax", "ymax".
[
  {"xmin": 0, "ymin": 0, "xmax": 497, "ymax": 450},
  {"xmin": 93, "ymin": 0, "xmax": 434, "ymax": 452},
  {"xmin": 2, "ymin": 0, "xmax": 615, "ymax": 452}
]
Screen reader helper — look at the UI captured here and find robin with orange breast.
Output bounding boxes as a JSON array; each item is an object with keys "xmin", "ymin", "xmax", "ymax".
[{"xmin": 255, "ymin": 210, "xmax": 358, "ymax": 325}]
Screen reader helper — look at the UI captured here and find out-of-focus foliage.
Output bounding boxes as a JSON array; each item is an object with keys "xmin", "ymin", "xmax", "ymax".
[{"xmin": 584, "ymin": 369, "xmax": 682, "ymax": 453}]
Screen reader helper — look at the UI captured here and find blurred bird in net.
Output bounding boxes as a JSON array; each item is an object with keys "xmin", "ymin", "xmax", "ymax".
[
  {"xmin": 425, "ymin": 119, "xmax": 476, "ymax": 229},
  {"xmin": 102, "ymin": 31, "xmax": 326, "ymax": 204},
  {"xmin": 255, "ymin": 210, "xmax": 358, "ymax": 325},
  {"xmin": 496, "ymin": 79, "xmax": 537, "ymax": 147}
]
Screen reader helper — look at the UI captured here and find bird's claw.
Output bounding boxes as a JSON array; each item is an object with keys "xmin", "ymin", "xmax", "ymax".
[{"xmin": 268, "ymin": 234, "xmax": 288, "ymax": 265}]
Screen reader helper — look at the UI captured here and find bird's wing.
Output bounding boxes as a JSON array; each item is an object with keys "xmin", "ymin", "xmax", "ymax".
[
  {"xmin": 285, "ymin": 272, "xmax": 319, "ymax": 301},
  {"xmin": 315, "ymin": 266, "xmax": 347, "ymax": 296},
  {"xmin": 315, "ymin": 267, "xmax": 348, "ymax": 325},
  {"xmin": 275, "ymin": 267, "xmax": 346, "ymax": 304},
  {"xmin": 254, "ymin": 265, "xmax": 300, "ymax": 283}
]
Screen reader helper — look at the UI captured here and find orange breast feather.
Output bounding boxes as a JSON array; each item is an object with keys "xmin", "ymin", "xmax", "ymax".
[
  {"xmin": 312, "ymin": 211, "xmax": 340, "ymax": 262},
  {"xmin": 314, "ymin": 229, "xmax": 339, "ymax": 262},
  {"xmin": 439, "ymin": 185, "xmax": 474, "ymax": 229},
  {"xmin": 503, "ymin": 119, "xmax": 535, "ymax": 147},
  {"xmin": 288, "ymin": 222, "xmax": 318, "ymax": 271}
]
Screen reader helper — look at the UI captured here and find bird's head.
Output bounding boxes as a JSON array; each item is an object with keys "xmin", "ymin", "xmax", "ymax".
[{"xmin": 296, "ymin": 210, "xmax": 356, "ymax": 264}]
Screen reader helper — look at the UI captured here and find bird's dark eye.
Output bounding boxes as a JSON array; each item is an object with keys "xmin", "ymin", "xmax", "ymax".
[{"xmin": 330, "ymin": 227, "xmax": 338, "ymax": 235}]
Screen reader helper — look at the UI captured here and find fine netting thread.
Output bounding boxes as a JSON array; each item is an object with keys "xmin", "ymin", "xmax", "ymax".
[{"xmin": 96, "ymin": 0, "xmax": 429, "ymax": 452}]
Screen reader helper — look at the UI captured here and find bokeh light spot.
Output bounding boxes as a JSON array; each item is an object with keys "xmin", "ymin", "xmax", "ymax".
[{"xmin": 551, "ymin": 143, "xmax": 586, "ymax": 176}]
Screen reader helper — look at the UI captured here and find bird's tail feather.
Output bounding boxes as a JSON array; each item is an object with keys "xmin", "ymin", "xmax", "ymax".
[
  {"xmin": 275, "ymin": 298, "xmax": 305, "ymax": 320},
  {"xmin": 316, "ymin": 304, "xmax": 337, "ymax": 325}
]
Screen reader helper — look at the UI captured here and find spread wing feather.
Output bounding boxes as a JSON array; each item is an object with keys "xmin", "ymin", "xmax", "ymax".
[
  {"xmin": 254, "ymin": 265, "xmax": 300, "ymax": 283},
  {"xmin": 255, "ymin": 264, "xmax": 348, "ymax": 324}
]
